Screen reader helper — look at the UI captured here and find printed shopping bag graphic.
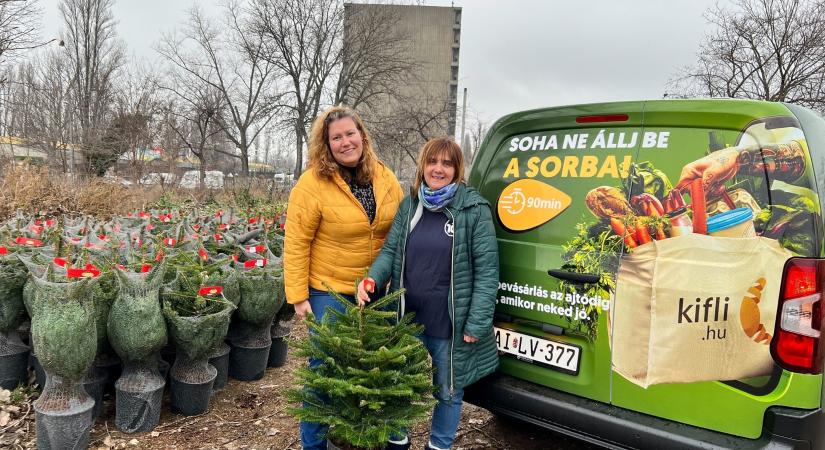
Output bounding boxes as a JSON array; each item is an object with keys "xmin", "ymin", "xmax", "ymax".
[{"xmin": 612, "ymin": 234, "xmax": 791, "ymax": 387}]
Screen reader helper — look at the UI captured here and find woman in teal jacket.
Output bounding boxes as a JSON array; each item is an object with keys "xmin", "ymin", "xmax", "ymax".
[{"xmin": 357, "ymin": 137, "xmax": 499, "ymax": 450}]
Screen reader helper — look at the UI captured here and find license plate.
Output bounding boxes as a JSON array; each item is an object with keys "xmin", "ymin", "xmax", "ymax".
[{"xmin": 494, "ymin": 327, "xmax": 581, "ymax": 375}]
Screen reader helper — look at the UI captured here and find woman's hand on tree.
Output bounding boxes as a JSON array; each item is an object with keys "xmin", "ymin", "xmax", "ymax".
[
  {"xmin": 294, "ymin": 300, "xmax": 313, "ymax": 321},
  {"xmin": 357, "ymin": 278, "xmax": 375, "ymax": 306}
]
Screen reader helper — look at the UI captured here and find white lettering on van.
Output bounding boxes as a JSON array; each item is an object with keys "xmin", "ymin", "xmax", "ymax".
[
  {"xmin": 544, "ymin": 135, "xmax": 558, "ymax": 150},
  {"xmin": 509, "ymin": 137, "xmax": 519, "ymax": 152},
  {"xmin": 642, "ymin": 132, "xmax": 657, "ymax": 148},
  {"xmin": 592, "ymin": 130, "xmax": 606, "ymax": 149},
  {"xmin": 532, "ymin": 135, "xmax": 546, "ymax": 150},
  {"xmin": 563, "ymin": 134, "xmax": 578, "ymax": 149}
]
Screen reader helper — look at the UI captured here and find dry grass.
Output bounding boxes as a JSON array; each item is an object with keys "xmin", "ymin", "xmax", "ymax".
[{"xmin": 0, "ymin": 163, "xmax": 289, "ymax": 220}]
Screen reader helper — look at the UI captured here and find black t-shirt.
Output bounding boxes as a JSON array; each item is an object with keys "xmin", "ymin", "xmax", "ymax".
[{"xmin": 403, "ymin": 208, "xmax": 453, "ymax": 338}]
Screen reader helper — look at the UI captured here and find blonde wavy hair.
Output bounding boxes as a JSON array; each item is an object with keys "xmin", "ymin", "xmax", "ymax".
[
  {"xmin": 308, "ymin": 106, "xmax": 377, "ymax": 185},
  {"xmin": 412, "ymin": 137, "xmax": 465, "ymax": 198}
]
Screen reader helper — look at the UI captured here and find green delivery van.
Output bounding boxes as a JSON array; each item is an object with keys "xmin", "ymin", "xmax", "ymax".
[{"xmin": 464, "ymin": 99, "xmax": 825, "ymax": 449}]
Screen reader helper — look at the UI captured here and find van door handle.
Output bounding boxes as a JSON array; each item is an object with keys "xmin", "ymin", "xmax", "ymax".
[{"xmin": 547, "ymin": 269, "xmax": 600, "ymax": 284}]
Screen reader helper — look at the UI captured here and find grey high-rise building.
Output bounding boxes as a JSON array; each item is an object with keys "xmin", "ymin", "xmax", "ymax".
[{"xmin": 343, "ymin": 3, "xmax": 461, "ymax": 180}]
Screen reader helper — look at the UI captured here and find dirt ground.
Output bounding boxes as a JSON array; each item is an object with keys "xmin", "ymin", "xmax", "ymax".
[{"xmin": 2, "ymin": 326, "xmax": 598, "ymax": 450}]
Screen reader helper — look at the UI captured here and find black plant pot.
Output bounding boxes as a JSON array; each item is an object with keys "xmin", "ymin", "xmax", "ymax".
[
  {"xmin": 0, "ymin": 348, "xmax": 30, "ymax": 389},
  {"xmin": 267, "ymin": 336, "xmax": 289, "ymax": 368},
  {"xmin": 34, "ymin": 375, "xmax": 95, "ymax": 450},
  {"xmin": 228, "ymin": 342, "xmax": 271, "ymax": 381},
  {"xmin": 29, "ymin": 353, "xmax": 46, "ymax": 389},
  {"xmin": 114, "ymin": 363, "xmax": 165, "ymax": 433},
  {"xmin": 35, "ymin": 403, "xmax": 94, "ymax": 450},
  {"xmin": 170, "ymin": 365, "xmax": 217, "ymax": 416},
  {"xmin": 208, "ymin": 342, "xmax": 231, "ymax": 392},
  {"xmin": 82, "ymin": 367, "xmax": 107, "ymax": 421}
]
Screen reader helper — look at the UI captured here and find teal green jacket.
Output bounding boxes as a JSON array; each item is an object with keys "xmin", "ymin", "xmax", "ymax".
[{"xmin": 368, "ymin": 183, "xmax": 500, "ymax": 391}]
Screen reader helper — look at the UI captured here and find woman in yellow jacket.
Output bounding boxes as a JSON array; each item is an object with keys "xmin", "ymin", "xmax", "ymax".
[{"xmin": 284, "ymin": 105, "xmax": 403, "ymax": 450}]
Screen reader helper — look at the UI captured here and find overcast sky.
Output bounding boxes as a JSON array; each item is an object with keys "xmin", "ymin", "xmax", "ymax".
[{"xmin": 40, "ymin": 0, "xmax": 726, "ymax": 126}]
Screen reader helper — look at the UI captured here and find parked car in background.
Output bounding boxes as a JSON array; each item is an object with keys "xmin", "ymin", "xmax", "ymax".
[
  {"xmin": 179, "ymin": 170, "xmax": 225, "ymax": 189},
  {"xmin": 139, "ymin": 172, "xmax": 176, "ymax": 186}
]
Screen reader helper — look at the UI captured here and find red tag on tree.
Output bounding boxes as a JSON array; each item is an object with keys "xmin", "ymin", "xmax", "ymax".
[
  {"xmin": 248, "ymin": 217, "xmax": 258, "ymax": 224},
  {"xmin": 244, "ymin": 258, "xmax": 267, "ymax": 268},
  {"xmin": 193, "ymin": 224, "xmax": 201, "ymax": 231},
  {"xmin": 53, "ymin": 257, "xmax": 68, "ymax": 267},
  {"xmin": 34, "ymin": 219, "xmax": 42, "ymax": 225},
  {"xmin": 232, "ymin": 254, "xmax": 239, "ymax": 262},
  {"xmin": 198, "ymin": 248, "xmax": 208, "ymax": 261},
  {"xmin": 279, "ymin": 222, "xmax": 285, "ymax": 230},
  {"xmin": 67, "ymin": 267, "xmax": 100, "ymax": 278},
  {"xmin": 116, "ymin": 264, "xmax": 126, "ymax": 270},
  {"xmin": 163, "ymin": 238, "xmax": 177, "ymax": 246},
  {"xmin": 218, "ymin": 223, "xmax": 227, "ymax": 230},
  {"xmin": 98, "ymin": 234, "xmax": 108, "ymax": 241},
  {"xmin": 0, "ymin": 247, "xmax": 7, "ymax": 255},
  {"xmin": 363, "ymin": 278, "xmax": 375, "ymax": 292},
  {"xmin": 71, "ymin": 236, "xmax": 82, "ymax": 243},
  {"xmin": 214, "ymin": 233, "xmax": 223, "ymax": 241},
  {"xmin": 15, "ymin": 236, "xmax": 42, "ymax": 247},
  {"xmin": 198, "ymin": 286, "xmax": 223, "ymax": 296},
  {"xmin": 29, "ymin": 224, "xmax": 44, "ymax": 234},
  {"xmin": 45, "ymin": 219, "xmax": 55, "ymax": 227},
  {"xmin": 139, "ymin": 212, "xmax": 150, "ymax": 218},
  {"xmin": 247, "ymin": 245, "xmax": 265, "ymax": 254},
  {"xmin": 155, "ymin": 250, "xmax": 164, "ymax": 262},
  {"xmin": 215, "ymin": 210, "xmax": 223, "ymax": 217},
  {"xmin": 146, "ymin": 223, "xmax": 155, "ymax": 231},
  {"xmin": 141, "ymin": 263, "xmax": 152, "ymax": 273}
]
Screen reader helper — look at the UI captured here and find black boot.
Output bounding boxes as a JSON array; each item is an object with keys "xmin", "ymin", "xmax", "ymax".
[{"xmin": 386, "ymin": 441, "xmax": 411, "ymax": 450}]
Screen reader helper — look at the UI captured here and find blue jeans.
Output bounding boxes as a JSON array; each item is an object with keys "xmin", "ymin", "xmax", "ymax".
[
  {"xmin": 299, "ymin": 288, "xmax": 352, "ymax": 450},
  {"xmin": 392, "ymin": 335, "xmax": 464, "ymax": 450}
]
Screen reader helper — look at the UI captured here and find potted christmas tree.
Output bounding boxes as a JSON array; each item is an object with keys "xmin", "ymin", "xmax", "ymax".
[
  {"xmin": 162, "ymin": 253, "xmax": 235, "ymax": 415},
  {"xmin": 288, "ymin": 287, "xmax": 435, "ymax": 450}
]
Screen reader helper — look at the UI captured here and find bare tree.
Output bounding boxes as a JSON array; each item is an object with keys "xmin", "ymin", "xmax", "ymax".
[
  {"xmin": 670, "ymin": 0, "xmax": 825, "ymax": 110},
  {"xmin": 335, "ymin": 4, "xmax": 415, "ymax": 110},
  {"xmin": 157, "ymin": 2, "xmax": 281, "ymax": 177},
  {"xmin": 106, "ymin": 67, "xmax": 162, "ymax": 180},
  {"xmin": 59, "ymin": 0, "xmax": 125, "ymax": 175},
  {"xmin": 248, "ymin": 0, "xmax": 343, "ymax": 180},
  {"xmin": 0, "ymin": 0, "xmax": 41, "ymax": 78},
  {"xmin": 161, "ymin": 85, "xmax": 225, "ymax": 187}
]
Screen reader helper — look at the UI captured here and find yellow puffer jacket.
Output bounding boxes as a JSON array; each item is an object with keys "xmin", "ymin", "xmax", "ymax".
[{"xmin": 284, "ymin": 161, "xmax": 403, "ymax": 304}]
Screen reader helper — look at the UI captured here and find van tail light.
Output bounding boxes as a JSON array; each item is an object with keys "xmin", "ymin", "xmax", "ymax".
[{"xmin": 771, "ymin": 258, "xmax": 824, "ymax": 374}]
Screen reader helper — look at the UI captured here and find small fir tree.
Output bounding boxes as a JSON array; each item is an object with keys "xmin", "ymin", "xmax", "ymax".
[{"xmin": 288, "ymin": 286, "xmax": 435, "ymax": 450}]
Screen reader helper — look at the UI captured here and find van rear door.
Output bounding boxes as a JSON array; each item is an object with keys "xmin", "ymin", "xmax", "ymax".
[
  {"xmin": 472, "ymin": 102, "xmax": 643, "ymax": 403},
  {"xmin": 609, "ymin": 100, "xmax": 822, "ymax": 439}
]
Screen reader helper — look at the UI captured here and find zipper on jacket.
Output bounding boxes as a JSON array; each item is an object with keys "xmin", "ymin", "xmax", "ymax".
[
  {"xmin": 398, "ymin": 199, "xmax": 414, "ymax": 317},
  {"xmin": 445, "ymin": 207, "xmax": 457, "ymax": 396}
]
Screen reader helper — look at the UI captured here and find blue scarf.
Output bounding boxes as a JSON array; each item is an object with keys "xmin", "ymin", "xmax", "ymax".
[{"xmin": 420, "ymin": 182, "xmax": 458, "ymax": 211}]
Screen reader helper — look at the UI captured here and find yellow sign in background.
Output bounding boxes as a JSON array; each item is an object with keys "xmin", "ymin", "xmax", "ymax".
[{"xmin": 497, "ymin": 179, "xmax": 572, "ymax": 231}]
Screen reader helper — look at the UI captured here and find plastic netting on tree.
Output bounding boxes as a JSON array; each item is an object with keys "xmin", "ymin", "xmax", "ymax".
[
  {"xmin": 0, "ymin": 252, "xmax": 28, "ymax": 337},
  {"xmin": 230, "ymin": 261, "xmax": 285, "ymax": 347},
  {"xmin": 108, "ymin": 262, "xmax": 168, "ymax": 364},
  {"xmin": 163, "ymin": 291, "xmax": 235, "ymax": 383},
  {"xmin": 29, "ymin": 272, "xmax": 97, "ymax": 384}
]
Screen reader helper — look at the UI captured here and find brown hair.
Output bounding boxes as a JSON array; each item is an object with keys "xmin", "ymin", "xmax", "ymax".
[
  {"xmin": 412, "ymin": 137, "xmax": 465, "ymax": 197},
  {"xmin": 308, "ymin": 106, "xmax": 377, "ymax": 184}
]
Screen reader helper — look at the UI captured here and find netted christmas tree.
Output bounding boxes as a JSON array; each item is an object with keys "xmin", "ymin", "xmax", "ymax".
[{"xmin": 288, "ymin": 286, "xmax": 435, "ymax": 450}]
